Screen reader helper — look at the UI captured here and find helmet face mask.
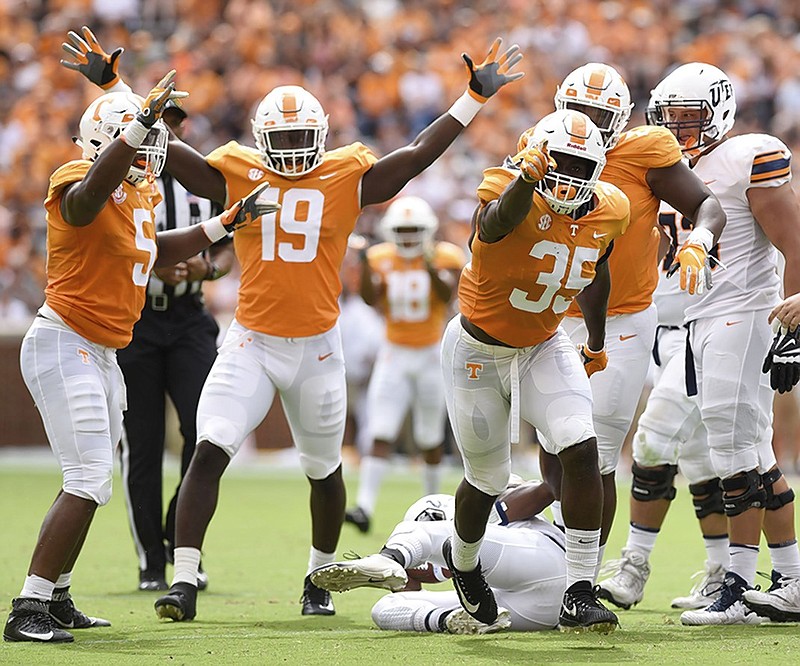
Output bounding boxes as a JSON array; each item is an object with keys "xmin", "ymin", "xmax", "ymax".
[
  {"xmin": 252, "ymin": 86, "xmax": 329, "ymax": 177},
  {"xmin": 555, "ymin": 63, "xmax": 633, "ymax": 149},
  {"xmin": 79, "ymin": 92, "xmax": 168, "ymax": 184},
  {"xmin": 648, "ymin": 63, "xmax": 736, "ymax": 157},
  {"xmin": 380, "ymin": 196, "xmax": 439, "ymax": 259},
  {"xmin": 529, "ymin": 109, "xmax": 606, "ymax": 215}
]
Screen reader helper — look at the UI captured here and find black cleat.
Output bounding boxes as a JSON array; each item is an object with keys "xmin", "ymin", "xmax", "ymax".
[
  {"xmin": 559, "ymin": 580, "xmax": 619, "ymax": 634},
  {"xmin": 442, "ymin": 538, "xmax": 498, "ymax": 625},
  {"xmin": 301, "ymin": 575, "xmax": 335, "ymax": 615},
  {"xmin": 4, "ymin": 597, "xmax": 74, "ymax": 643},
  {"xmin": 196, "ymin": 564, "xmax": 209, "ymax": 592},
  {"xmin": 138, "ymin": 570, "xmax": 168, "ymax": 592},
  {"xmin": 49, "ymin": 588, "xmax": 110, "ymax": 628},
  {"xmin": 155, "ymin": 582, "xmax": 197, "ymax": 621},
  {"xmin": 344, "ymin": 507, "xmax": 371, "ymax": 534}
]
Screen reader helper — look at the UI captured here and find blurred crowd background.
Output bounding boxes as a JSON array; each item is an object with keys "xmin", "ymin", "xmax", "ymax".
[{"xmin": 2, "ymin": 0, "xmax": 800, "ymax": 323}]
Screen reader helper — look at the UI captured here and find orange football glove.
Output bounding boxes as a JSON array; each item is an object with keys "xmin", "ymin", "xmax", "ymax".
[
  {"xmin": 513, "ymin": 141, "xmax": 557, "ymax": 183},
  {"xmin": 668, "ymin": 242, "xmax": 712, "ymax": 295},
  {"xmin": 220, "ymin": 182, "xmax": 281, "ymax": 232},
  {"xmin": 60, "ymin": 26, "xmax": 124, "ymax": 89},
  {"xmin": 579, "ymin": 345, "xmax": 608, "ymax": 377},
  {"xmin": 138, "ymin": 70, "xmax": 189, "ymax": 128}
]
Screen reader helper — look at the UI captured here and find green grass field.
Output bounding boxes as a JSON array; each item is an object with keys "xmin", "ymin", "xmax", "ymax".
[{"xmin": 1, "ymin": 459, "xmax": 799, "ymax": 665}]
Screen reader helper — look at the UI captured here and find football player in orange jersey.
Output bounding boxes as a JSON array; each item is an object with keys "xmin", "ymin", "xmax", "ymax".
[
  {"xmin": 62, "ymin": 26, "xmax": 525, "ymax": 621},
  {"xmin": 3, "ymin": 73, "xmax": 278, "ymax": 643},
  {"xmin": 343, "ymin": 196, "xmax": 466, "ymax": 534},
  {"xmin": 442, "ymin": 108, "xmax": 628, "ymax": 633},
  {"xmin": 538, "ymin": 64, "xmax": 726, "ymax": 570}
]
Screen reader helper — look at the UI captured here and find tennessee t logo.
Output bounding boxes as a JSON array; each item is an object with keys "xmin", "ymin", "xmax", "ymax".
[
  {"xmin": 77, "ymin": 349, "xmax": 90, "ymax": 365},
  {"xmin": 465, "ymin": 362, "xmax": 483, "ymax": 380}
]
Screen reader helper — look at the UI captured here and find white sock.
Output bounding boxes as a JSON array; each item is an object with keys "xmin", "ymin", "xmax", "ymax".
[
  {"xmin": 703, "ymin": 534, "xmax": 730, "ymax": 569},
  {"xmin": 308, "ymin": 546, "xmax": 336, "ymax": 574},
  {"xmin": 451, "ymin": 529, "xmax": 482, "ymax": 572},
  {"xmin": 355, "ymin": 456, "xmax": 390, "ymax": 514},
  {"xmin": 729, "ymin": 543, "xmax": 759, "ymax": 586},
  {"xmin": 20, "ymin": 574, "xmax": 55, "ymax": 601},
  {"xmin": 565, "ymin": 528, "xmax": 600, "ymax": 587},
  {"xmin": 769, "ymin": 539, "xmax": 800, "ymax": 578},
  {"xmin": 594, "ymin": 543, "xmax": 607, "ymax": 583},
  {"xmin": 55, "ymin": 571, "xmax": 72, "ymax": 589},
  {"xmin": 422, "ymin": 463, "xmax": 442, "ymax": 496},
  {"xmin": 550, "ymin": 500, "xmax": 564, "ymax": 528},
  {"xmin": 371, "ymin": 596, "xmax": 442, "ymax": 632},
  {"xmin": 627, "ymin": 523, "xmax": 659, "ymax": 558},
  {"xmin": 172, "ymin": 546, "xmax": 202, "ymax": 586}
]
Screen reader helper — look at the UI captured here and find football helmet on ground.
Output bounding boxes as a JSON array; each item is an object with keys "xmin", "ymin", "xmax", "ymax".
[
  {"xmin": 554, "ymin": 63, "xmax": 633, "ymax": 149},
  {"xmin": 403, "ymin": 494, "xmax": 455, "ymax": 522},
  {"xmin": 251, "ymin": 85, "xmax": 329, "ymax": 177},
  {"xmin": 78, "ymin": 92, "xmax": 168, "ymax": 184}
]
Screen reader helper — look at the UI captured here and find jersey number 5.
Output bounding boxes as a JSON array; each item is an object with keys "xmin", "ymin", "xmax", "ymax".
[
  {"xmin": 132, "ymin": 208, "xmax": 157, "ymax": 286},
  {"xmin": 259, "ymin": 187, "xmax": 323, "ymax": 263},
  {"xmin": 509, "ymin": 240, "xmax": 599, "ymax": 314}
]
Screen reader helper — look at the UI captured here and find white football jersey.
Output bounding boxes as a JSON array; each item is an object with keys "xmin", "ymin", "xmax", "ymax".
[
  {"xmin": 654, "ymin": 197, "xmax": 695, "ymax": 327},
  {"xmin": 684, "ymin": 134, "xmax": 790, "ymax": 322}
]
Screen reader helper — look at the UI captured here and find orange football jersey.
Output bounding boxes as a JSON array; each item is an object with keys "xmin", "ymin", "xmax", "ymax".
[
  {"xmin": 206, "ymin": 141, "xmax": 378, "ymax": 337},
  {"xmin": 367, "ymin": 241, "xmax": 466, "ymax": 347},
  {"xmin": 43, "ymin": 161, "xmax": 160, "ymax": 348},
  {"xmin": 460, "ymin": 167, "xmax": 630, "ymax": 348},
  {"xmin": 566, "ymin": 125, "xmax": 682, "ymax": 317}
]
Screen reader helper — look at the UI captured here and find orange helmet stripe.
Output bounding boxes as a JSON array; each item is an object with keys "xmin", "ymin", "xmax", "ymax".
[
  {"xmin": 587, "ymin": 68, "xmax": 607, "ymax": 92},
  {"xmin": 569, "ymin": 112, "xmax": 587, "ymax": 145},
  {"xmin": 281, "ymin": 92, "xmax": 299, "ymax": 122}
]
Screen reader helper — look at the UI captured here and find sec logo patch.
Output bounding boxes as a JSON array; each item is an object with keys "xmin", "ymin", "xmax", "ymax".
[
  {"xmin": 112, "ymin": 185, "xmax": 127, "ymax": 205},
  {"xmin": 538, "ymin": 214, "xmax": 551, "ymax": 231},
  {"xmin": 248, "ymin": 168, "xmax": 265, "ymax": 181}
]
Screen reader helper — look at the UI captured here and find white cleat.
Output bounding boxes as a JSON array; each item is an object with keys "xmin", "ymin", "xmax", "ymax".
[
  {"xmin": 671, "ymin": 560, "xmax": 726, "ymax": 609},
  {"xmin": 310, "ymin": 554, "xmax": 408, "ymax": 593},
  {"xmin": 445, "ymin": 607, "xmax": 512, "ymax": 635},
  {"xmin": 742, "ymin": 576, "xmax": 800, "ymax": 622},
  {"xmin": 597, "ymin": 548, "xmax": 650, "ymax": 610},
  {"xmin": 680, "ymin": 572, "xmax": 763, "ymax": 625}
]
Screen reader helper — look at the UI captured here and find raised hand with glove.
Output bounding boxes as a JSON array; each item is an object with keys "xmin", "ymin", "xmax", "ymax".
[
  {"xmin": 120, "ymin": 70, "xmax": 188, "ymax": 149},
  {"xmin": 60, "ymin": 26, "xmax": 125, "ymax": 90},
  {"xmin": 763, "ymin": 318, "xmax": 800, "ymax": 394},
  {"xmin": 666, "ymin": 227, "xmax": 714, "ymax": 295},
  {"xmin": 201, "ymin": 182, "xmax": 280, "ymax": 242},
  {"xmin": 513, "ymin": 140, "xmax": 557, "ymax": 183},
  {"xmin": 579, "ymin": 344, "xmax": 608, "ymax": 377}
]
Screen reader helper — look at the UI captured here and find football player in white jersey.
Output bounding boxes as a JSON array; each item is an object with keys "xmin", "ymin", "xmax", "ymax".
[
  {"xmin": 645, "ymin": 63, "xmax": 800, "ymax": 625},
  {"xmin": 598, "ymin": 199, "xmax": 727, "ymax": 611},
  {"xmin": 344, "ymin": 197, "xmax": 465, "ymax": 534},
  {"xmin": 311, "ymin": 485, "xmax": 567, "ymax": 634}
]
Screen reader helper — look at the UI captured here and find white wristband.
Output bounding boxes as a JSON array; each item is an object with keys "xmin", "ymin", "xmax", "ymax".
[
  {"xmin": 447, "ymin": 90, "xmax": 485, "ymax": 127},
  {"xmin": 121, "ymin": 118, "xmax": 149, "ymax": 149},
  {"xmin": 105, "ymin": 79, "xmax": 133, "ymax": 94},
  {"xmin": 200, "ymin": 215, "xmax": 228, "ymax": 243},
  {"xmin": 687, "ymin": 227, "xmax": 714, "ymax": 252}
]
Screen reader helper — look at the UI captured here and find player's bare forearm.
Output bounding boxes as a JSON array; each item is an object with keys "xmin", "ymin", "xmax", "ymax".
[
  {"xmin": 166, "ymin": 139, "xmax": 227, "ymax": 206},
  {"xmin": 155, "ymin": 226, "xmax": 216, "ymax": 267},
  {"xmin": 647, "ymin": 161, "xmax": 726, "ymax": 243},
  {"xmin": 359, "ymin": 259, "xmax": 381, "ymax": 306},
  {"xmin": 750, "ymin": 183, "xmax": 800, "ymax": 296},
  {"xmin": 478, "ymin": 177, "xmax": 536, "ymax": 243},
  {"xmin": 576, "ymin": 261, "xmax": 610, "ymax": 350},
  {"xmin": 208, "ymin": 241, "xmax": 235, "ymax": 279},
  {"xmin": 360, "ymin": 115, "xmax": 465, "ymax": 207},
  {"xmin": 496, "ymin": 481, "xmax": 555, "ymax": 522},
  {"xmin": 61, "ymin": 140, "xmax": 139, "ymax": 226}
]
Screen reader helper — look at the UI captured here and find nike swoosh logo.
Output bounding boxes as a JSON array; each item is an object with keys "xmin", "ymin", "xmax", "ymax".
[
  {"xmin": 318, "ymin": 352, "xmax": 334, "ymax": 361},
  {"xmin": 704, "ymin": 180, "xmax": 717, "ymax": 185},
  {"xmin": 619, "ymin": 334, "xmax": 637, "ymax": 341},
  {"xmin": 563, "ymin": 602, "xmax": 577, "ymax": 617},
  {"xmin": 319, "ymin": 172, "xmax": 338, "ymax": 180},
  {"xmin": 454, "ymin": 583, "xmax": 480, "ymax": 614},
  {"xmin": 593, "ymin": 231, "xmax": 607, "ymax": 239},
  {"xmin": 577, "ymin": 538, "xmax": 594, "ymax": 544},
  {"xmin": 19, "ymin": 629, "xmax": 54, "ymax": 640},
  {"xmin": 726, "ymin": 321, "xmax": 742, "ymax": 327}
]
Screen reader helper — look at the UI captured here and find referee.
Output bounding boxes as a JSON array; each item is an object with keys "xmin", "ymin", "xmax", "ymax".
[{"xmin": 117, "ymin": 102, "xmax": 234, "ymax": 592}]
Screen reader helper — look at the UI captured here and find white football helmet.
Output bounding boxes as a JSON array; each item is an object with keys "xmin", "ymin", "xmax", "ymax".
[
  {"xmin": 526, "ymin": 109, "xmax": 606, "ymax": 215},
  {"xmin": 403, "ymin": 494, "xmax": 455, "ymax": 523},
  {"xmin": 647, "ymin": 62, "xmax": 736, "ymax": 156},
  {"xmin": 251, "ymin": 85, "xmax": 329, "ymax": 177},
  {"xmin": 78, "ymin": 92, "xmax": 168, "ymax": 185},
  {"xmin": 380, "ymin": 196, "xmax": 439, "ymax": 259},
  {"xmin": 555, "ymin": 63, "xmax": 633, "ymax": 149}
]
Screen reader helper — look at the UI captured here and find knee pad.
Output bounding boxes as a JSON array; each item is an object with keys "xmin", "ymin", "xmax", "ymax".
[
  {"xmin": 762, "ymin": 468, "xmax": 796, "ymax": 511},
  {"xmin": 63, "ymin": 471, "xmax": 111, "ymax": 506},
  {"xmin": 688, "ymin": 478, "xmax": 724, "ymax": 519},
  {"xmin": 721, "ymin": 469, "xmax": 767, "ymax": 517},
  {"xmin": 631, "ymin": 462, "xmax": 678, "ymax": 502}
]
